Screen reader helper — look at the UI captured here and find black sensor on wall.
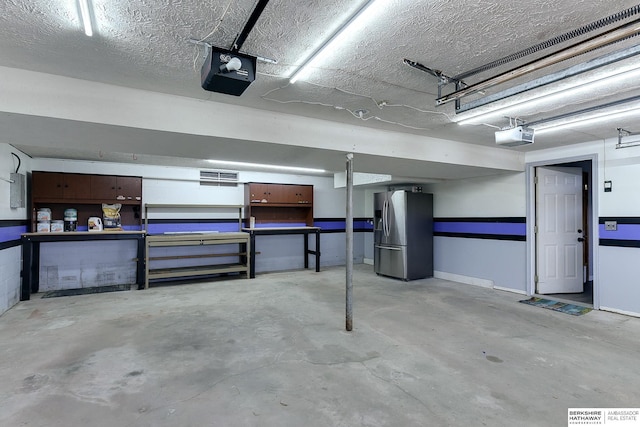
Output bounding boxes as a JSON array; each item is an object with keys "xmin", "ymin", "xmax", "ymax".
[{"xmin": 201, "ymin": 48, "xmax": 257, "ymax": 96}]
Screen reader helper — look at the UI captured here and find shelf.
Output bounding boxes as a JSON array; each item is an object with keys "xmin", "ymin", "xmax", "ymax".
[
  {"xmin": 146, "ymin": 232, "xmax": 249, "ymax": 247},
  {"xmin": 148, "ymin": 263, "xmax": 249, "ymax": 280}
]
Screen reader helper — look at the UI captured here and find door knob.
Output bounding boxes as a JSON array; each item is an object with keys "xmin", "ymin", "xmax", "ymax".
[{"xmin": 577, "ymin": 237, "xmax": 585, "ymax": 242}]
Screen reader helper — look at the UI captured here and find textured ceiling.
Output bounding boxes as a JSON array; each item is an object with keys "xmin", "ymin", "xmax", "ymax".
[{"xmin": 2, "ymin": 0, "xmax": 640, "ymax": 177}]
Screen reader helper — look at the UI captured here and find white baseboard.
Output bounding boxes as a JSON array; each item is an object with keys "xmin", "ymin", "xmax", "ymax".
[
  {"xmin": 434, "ymin": 271, "xmax": 494, "ymax": 288},
  {"xmin": 599, "ymin": 306, "xmax": 640, "ymax": 318},
  {"xmin": 493, "ymin": 285, "xmax": 528, "ymax": 295},
  {"xmin": 363, "ymin": 258, "xmax": 374, "ymax": 265}
]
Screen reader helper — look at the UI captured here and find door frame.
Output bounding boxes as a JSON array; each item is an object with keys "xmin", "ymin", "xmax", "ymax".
[{"xmin": 525, "ymin": 154, "xmax": 600, "ymax": 309}]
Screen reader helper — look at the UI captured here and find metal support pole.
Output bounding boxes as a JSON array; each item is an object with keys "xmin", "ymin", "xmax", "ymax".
[{"xmin": 346, "ymin": 153, "xmax": 354, "ymax": 331}]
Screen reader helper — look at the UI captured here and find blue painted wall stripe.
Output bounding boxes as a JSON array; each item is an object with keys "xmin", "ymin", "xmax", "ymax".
[
  {"xmin": 598, "ymin": 218, "xmax": 640, "ymax": 247},
  {"xmin": 599, "ymin": 223, "xmax": 640, "ymax": 240},
  {"xmin": 0, "ymin": 225, "xmax": 28, "ymax": 244},
  {"xmin": 436, "ymin": 217, "xmax": 526, "ymax": 223},
  {"xmin": 0, "ymin": 221, "xmax": 28, "ymax": 250},
  {"xmin": 0, "ymin": 220, "xmax": 28, "ymax": 227},
  {"xmin": 434, "ymin": 221, "xmax": 526, "ymax": 236},
  {"xmin": 432, "ymin": 218, "xmax": 526, "ymax": 241}
]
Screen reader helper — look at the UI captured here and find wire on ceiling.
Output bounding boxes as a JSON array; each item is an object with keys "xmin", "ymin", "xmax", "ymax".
[
  {"xmin": 197, "ymin": 0, "xmax": 235, "ymax": 44},
  {"xmin": 260, "ymin": 81, "xmax": 450, "ymax": 131},
  {"xmin": 192, "ymin": 0, "xmax": 235, "ymax": 71}
]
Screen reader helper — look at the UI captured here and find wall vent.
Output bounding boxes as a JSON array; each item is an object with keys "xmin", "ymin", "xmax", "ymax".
[{"xmin": 200, "ymin": 170, "xmax": 239, "ymax": 187}]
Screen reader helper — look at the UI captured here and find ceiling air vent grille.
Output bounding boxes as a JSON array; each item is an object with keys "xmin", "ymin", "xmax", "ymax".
[{"xmin": 200, "ymin": 170, "xmax": 239, "ymax": 187}]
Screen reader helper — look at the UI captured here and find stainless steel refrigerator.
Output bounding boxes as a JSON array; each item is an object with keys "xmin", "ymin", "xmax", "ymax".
[{"xmin": 374, "ymin": 190, "xmax": 433, "ymax": 280}]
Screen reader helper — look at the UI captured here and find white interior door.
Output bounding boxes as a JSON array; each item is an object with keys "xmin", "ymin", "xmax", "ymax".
[{"xmin": 536, "ymin": 166, "xmax": 584, "ymax": 294}]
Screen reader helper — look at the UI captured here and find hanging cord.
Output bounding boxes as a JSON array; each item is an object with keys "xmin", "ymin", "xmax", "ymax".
[
  {"xmin": 192, "ymin": 0, "xmax": 235, "ymax": 72},
  {"xmin": 454, "ymin": 4, "xmax": 640, "ymax": 80},
  {"xmin": 11, "ymin": 152, "xmax": 21, "ymax": 173}
]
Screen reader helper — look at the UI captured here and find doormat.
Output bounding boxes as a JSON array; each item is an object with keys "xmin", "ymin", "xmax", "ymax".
[
  {"xmin": 519, "ymin": 297, "xmax": 592, "ymax": 316},
  {"xmin": 41, "ymin": 284, "xmax": 131, "ymax": 299}
]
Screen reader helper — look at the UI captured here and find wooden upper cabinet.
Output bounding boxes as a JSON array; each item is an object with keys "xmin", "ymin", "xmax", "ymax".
[
  {"xmin": 32, "ymin": 172, "xmax": 64, "ymax": 199},
  {"xmin": 91, "ymin": 175, "xmax": 142, "ymax": 202},
  {"xmin": 248, "ymin": 183, "xmax": 270, "ymax": 203},
  {"xmin": 116, "ymin": 176, "xmax": 142, "ymax": 201},
  {"xmin": 245, "ymin": 182, "xmax": 314, "ymax": 226},
  {"xmin": 90, "ymin": 175, "xmax": 117, "ymax": 200},
  {"xmin": 246, "ymin": 183, "xmax": 313, "ymax": 206},
  {"xmin": 291, "ymin": 185, "xmax": 313, "ymax": 204},
  {"xmin": 33, "ymin": 171, "xmax": 141, "ymax": 204},
  {"xmin": 267, "ymin": 185, "xmax": 289, "ymax": 204},
  {"xmin": 247, "ymin": 183, "xmax": 290, "ymax": 204},
  {"xmin": 64, "ymin": 174, "xmax": 92, "ymax": 199},
  {"xmin": 32, "ymin": 172, "xmax": 91, "ymax": 200}
]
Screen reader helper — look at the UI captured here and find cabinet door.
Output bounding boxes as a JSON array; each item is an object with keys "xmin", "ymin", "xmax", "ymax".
[
  {"xmin": 267, "ymin": 184, "xmax": 289, "ymax": 204},
  {"xmin": 249, "ymin": 183, "xmax": 270, "ymax": 203},
  {"xmin": 63, "ymin": 174, "xmax": 92, "ymax": 199},
  {"xmin": 32, "ymin": 172, "xmax": 64, "ymax": 199},
  {"xmin": 291, "ymin": 185, "xmax": 313, "ymax": 205},
  {"xmin": 90, "ymin": 175, "xmax": 117, "ymax": 200},
  {"xmin": 116, "ymin": 176, "xmax": 142, "ymax": 201}
]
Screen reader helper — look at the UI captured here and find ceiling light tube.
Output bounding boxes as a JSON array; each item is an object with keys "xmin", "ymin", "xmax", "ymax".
[
  {"xmin": 531, "ymin": 104, "xmax": 640, "ymax": 134},
  {"xmin": 78, "ymin": 0, "xmax": 93, "ymax": 36},
  {"xmin": 206, "ymin": 159, "xmax": 327, "ymax": 174},
  {"xmin": 457, "ymin": 64, "xmax": 640, "ymax": 125},
  {"xmin": 288, "ymin": 0, "xmax": 385, "ymax": 83}
]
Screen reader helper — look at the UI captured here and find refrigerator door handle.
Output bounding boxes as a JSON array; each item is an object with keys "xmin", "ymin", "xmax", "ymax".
[
  {"xmin": 375, "ymin": 244, "xmax": 402, "ymax": 251},
  {"xmin": 382, "ymin": 199, "xmax": 387, "ymax": 237},
  {"xmin": 383, "ymin": 199, "xmax": 389, "ymax": 237}
]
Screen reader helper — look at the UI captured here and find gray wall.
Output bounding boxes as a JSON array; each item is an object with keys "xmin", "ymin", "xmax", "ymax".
[{"xmin": 434, "ymin": 237, "xmax": 526, "ymax": 292}]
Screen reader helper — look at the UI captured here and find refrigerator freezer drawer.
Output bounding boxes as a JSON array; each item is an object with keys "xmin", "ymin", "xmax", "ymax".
[{"xmin": 374, "ymin": 244, "xmax": 407, "ymax": 279}]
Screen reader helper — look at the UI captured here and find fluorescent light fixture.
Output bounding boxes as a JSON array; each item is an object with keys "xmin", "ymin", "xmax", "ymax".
[
  {"xmin": 288, "ymin": 0, "xmax": 386, "ymax": 83},
  {"xmin": 457, "ymin": 63, "xmax": 640, "ymax": 125},
  {"xmin": 531, "ymin": 104, "xmax": 640, "ymax": 134},
  {"xmin": 206, "ymin": 159, "xmax": 327, "ymax": 174},
  {"xmin": 78, "ymin": 0, "xmax": 93, "ymax": 36}
]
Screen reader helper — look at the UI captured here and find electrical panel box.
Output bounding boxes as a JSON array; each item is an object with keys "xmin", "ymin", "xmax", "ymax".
[{"xmin": 10, "ymin": 172, "xmax": 25, "ymax": 208}]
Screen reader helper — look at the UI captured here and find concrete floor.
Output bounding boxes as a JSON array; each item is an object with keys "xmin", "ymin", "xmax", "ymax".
[{"xmin": 1, "ymin": 264, "xmax": 639, "ymax": 427}]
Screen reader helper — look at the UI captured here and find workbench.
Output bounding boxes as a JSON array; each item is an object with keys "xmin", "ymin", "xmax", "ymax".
[
  {"xmin": 144, "ymin": 204, "xmax": 250, "ymax": 287},
  {"xmin": 20, "ymin": 231, "xmax": 146, "ymax": 301},
  {"xmin": 242, "ymin": 226, "xmax": 320, "ymax": 278}
]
